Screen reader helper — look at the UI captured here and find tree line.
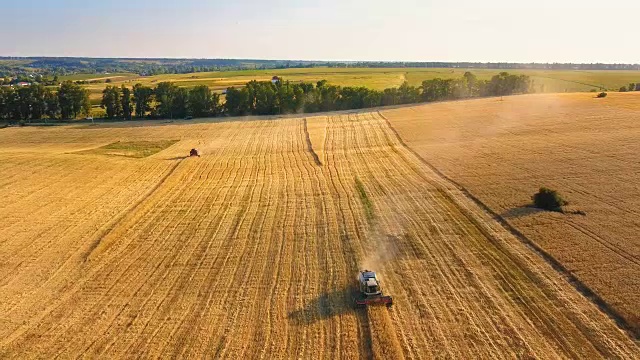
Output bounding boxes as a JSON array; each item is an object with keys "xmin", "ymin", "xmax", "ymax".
[
  {"xmin": 619, "ymin": 83, "xmax": 639, "ymax": 92},
  {"xmin": 1, "ymin": 71, "xmax": 531, "ymax": 123},
  {"xmin": 100, "ymin": 71, "xmax": 531, "ymax": 119},
  {"xmin": 223, "ymin": 72, "xmax": 532, "ymax": 116},
  {"xmin": 0, "ymin": 81, "xmax": 90, "ymax": 123},
  {"xmin": 99, "ymin": 83, "xmax": 222, "ymax": 120}
]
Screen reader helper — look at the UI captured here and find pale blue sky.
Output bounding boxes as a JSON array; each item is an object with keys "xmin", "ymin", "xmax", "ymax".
[{"xmin": 1, "ymin": 0, "xmax": 638, "ymax": 63}]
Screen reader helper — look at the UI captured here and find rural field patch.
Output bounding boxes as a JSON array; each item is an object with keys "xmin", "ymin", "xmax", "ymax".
[
  {"xmin": 0, "ymin": 110, "xmax": 637, "ymax": 358},
  {"xmin": 74, "ymin": 140, "xmax": 179, "ymax": 158}
]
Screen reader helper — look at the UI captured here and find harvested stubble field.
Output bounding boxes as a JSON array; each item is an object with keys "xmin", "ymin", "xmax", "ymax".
[
  {"xmin": 382, "ymin": 92, "xmax": 640, "ymax": 338},
  {"xmin": 0, "ymin": 110, "xmax": 638, "ymax": 358}
]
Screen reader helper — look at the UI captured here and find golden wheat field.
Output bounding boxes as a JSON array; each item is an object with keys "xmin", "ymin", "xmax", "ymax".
[
  {"xmin": 0, "ymin": 109, "xmax": 638, "ymax": 358},
  {"xmin": 383, "ymin": 92, "xmax": 640, "ymax": 339}
]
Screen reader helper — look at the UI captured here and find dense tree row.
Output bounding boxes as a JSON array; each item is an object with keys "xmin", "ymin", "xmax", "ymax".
[
  {"xmin": 224, "ymin": 72, "xmax": 532, "ymax": 116},
  {"xmin": 619, "ymin": 83, "xmax": 639, "ymax": 92},
  {"xmin": 1, "ymin": 72, "xmax": 531, "ymax": 123},
  {"xmin": 100, "ymin": 83, "xmax": 222, "ymax": 120},
  {"xmin": 0, "ymin": 81, "xmax": 90, "ymax": 123}
]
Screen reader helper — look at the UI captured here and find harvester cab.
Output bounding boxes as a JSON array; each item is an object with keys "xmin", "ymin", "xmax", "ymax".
[{"xmin": 355, "ymin": 270, "xmax": 393, "ymax": 307}]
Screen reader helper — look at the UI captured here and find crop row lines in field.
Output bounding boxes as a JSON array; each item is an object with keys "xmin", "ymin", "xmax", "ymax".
[
  {"xmin": 55, "ymin": 159, "xmax": 214, "ymax": 355},
  {"xmin": 343, "ymin": 113, "xmax": 424, "ymax": 359},
  {"xmin": 2, "ymin": 110, "xmax": 638, "ymax": 358},
  {"xmin": 323, "ymin": 115, "xmax": 375, "ymax": 358},
  {"xmin": 373, "ymin": 111, "xmax": 598, "ymax": 356},
  {"xmin": 94, "ymin": 123, "xmax": 256, "ymax": 356},
  {"xmin": 352, "ymin": 112, "xmax": 513, "ymax": 357},
  {"xmin": 214, "ymin": 122, "xmax": 278, "ymax": 358},
  {"xmin": 373, "ymin": 111, "xmax": 638, "ymax": 357},
  {"xmin": 143, "ymin": 123, "xmax": 265, "ymax": 356},
  {"xmin": 154, "ymin": 124, "xmax": 255, "ymax": 357},
  {"xmin": 0, "ymin": 160, "xmax": 172, "ymax": 328}
]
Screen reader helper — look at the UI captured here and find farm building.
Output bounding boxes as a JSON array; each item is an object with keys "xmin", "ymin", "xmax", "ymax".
[{"xmin": 271, "ymin": 76, "xmax": 280, "ymax": 85}]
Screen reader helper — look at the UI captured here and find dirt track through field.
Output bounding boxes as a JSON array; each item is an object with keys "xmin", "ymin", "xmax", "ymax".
[{"xmin": 0, "ymin": 115, "xmax": 637, "ymax": 358}]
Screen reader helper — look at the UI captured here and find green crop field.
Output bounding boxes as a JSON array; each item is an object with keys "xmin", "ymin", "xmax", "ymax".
[
  {"xmin": 80, "ymin": 67, "xmax": 640, "ymax": 91},
  {"xmin": 58, "ymin": 72, "xmax": 137, "ymax": 81}
]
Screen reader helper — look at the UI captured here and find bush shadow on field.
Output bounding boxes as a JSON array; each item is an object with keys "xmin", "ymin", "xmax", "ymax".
[
  {"xmin": 287, "ymin": 287, "xmax": 359, "ymax": 326},
  {"xmin": 501, "ymin": 205, "xmax": 545, "ymax": 218}
]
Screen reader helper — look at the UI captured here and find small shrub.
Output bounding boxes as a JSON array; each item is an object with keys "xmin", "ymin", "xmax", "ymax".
[
  {"xmin": 619, "ymin": 86, "xmax": 628, "ymax": 92},
  {"xmin": 532, "ymin": 187, "xmax": 568, "ymax": 212},
  {"xmin": 596, "ymin": 92, "xmax": 607, "ymax": 98}
]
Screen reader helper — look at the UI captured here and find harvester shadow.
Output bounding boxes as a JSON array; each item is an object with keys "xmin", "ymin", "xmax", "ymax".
[
  {"xmin": 501, "ymin": 205, "xmax": 544, "ymax": 219},
  {"xmin": 287, "ymin": 287, "xmax": 375, "ymax": 357},
  {"xmin": 287, "ymin": 287, "xmax": 357, "ymax": 326},
  {"xmin": 165, "ymin": 156, "xmax": 188, "ymax": 160}
]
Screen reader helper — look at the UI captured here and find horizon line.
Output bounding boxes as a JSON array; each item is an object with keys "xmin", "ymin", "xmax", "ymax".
[{"xmin": 1, "ymin": 56, "xmax": 639, "ymax": 66}]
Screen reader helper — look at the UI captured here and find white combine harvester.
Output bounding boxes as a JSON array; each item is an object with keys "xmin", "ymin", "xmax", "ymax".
[{"xmin": 355, "ymin": 270, "xmax": 393, "ymax": 307}]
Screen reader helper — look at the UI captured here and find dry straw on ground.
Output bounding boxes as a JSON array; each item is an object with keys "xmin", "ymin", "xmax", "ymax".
[
  {"xmin": 383, "ymin": 92, "xmax": 640, "ymax": 337},
  {"xmin": 0, "ymin": 107, "xmax": 637, "ymax": 358}
]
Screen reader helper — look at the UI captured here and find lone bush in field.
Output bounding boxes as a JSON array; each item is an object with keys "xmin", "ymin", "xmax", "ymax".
[
  {"xmin": 619, "ymin": 86, "xmax": 628, "ymax": 92},
  {"xmin": 596, "ymin": 92, "xmax": 607, "ymax": 98},
  {"xmin": 532, "ymin": 187, "xmax": 568, "ymax": 212}
]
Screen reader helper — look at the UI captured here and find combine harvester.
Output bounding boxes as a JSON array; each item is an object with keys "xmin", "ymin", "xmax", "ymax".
[{"xmin": 355, "ymin": 270, "xmax": 393, "ymax": 307}]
